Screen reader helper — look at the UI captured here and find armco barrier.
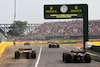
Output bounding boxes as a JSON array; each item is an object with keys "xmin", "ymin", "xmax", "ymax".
[
  {"xmin": 53, "ymin": 40, "xmax": 76, "ymax": 43},
  {"xmin": 18, "ymin": 41, "xmax": 48, "ymax": 44},
  {"xmin": 49, "ymin": 39, "xmax": 100, "ymax": 43}
]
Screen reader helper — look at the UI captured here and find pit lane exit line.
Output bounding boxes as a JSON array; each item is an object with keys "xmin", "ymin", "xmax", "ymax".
[
  {"xmin": 61, "ymin": 46, "xmax": 71, "ymax": 51},
  {"xmin": 35, "ymin": 46, "xmax": 42, "ymax": 67}
]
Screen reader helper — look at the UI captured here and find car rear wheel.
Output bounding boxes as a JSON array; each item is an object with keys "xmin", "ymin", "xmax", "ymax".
[
  {"xmin": 49, "ymin": 44, "xmax": 51, "ymax": 48},
  {"xmin": 65, "ymin": 54, "xmax": 71, "ymax": 63},
  {"xmin": 31, "ymin": 51, "xmax": 36, "ymax": 59},
  {"xmin": 63, "ymin": 53, "xmax": 67, "ymax": 61},
  {"xmin": 57, "ymin": 45, "xmax": 59, "ymax": 48},
  {"xmin": 84, "ymin": 54, "xmax": 91, "ymax": 63},
  {"xmin": 15, "ymin": 51, "xmax": 20, "ymax": 59}
]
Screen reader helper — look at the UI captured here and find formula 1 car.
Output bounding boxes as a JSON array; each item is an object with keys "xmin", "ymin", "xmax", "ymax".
[
  {"xmin": 24, "ymin": 42, "xmax": 30, "ymax": 45},
  {"xmin": 49, "ymin": 42, "xmax": 59, "ymax": 48},
  {"xmin": 15, "ymin": 48, "xmax": 36, "ymax": 59},
  {"xmin": 62, "ymin": 50, "xmax": 91, "ymax": 63}
]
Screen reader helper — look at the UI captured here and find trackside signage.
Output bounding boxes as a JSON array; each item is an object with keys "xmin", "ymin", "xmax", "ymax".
[
  {"xmin": 44, "ymin": 4, "xmax": 87, "ymax": 19},
  {"xmin": 44, "ymin": 4, "xmax": 88, "ymax": 49}
]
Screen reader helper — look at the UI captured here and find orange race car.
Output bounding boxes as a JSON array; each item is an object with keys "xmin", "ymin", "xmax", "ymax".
[{"xmin": 15, "ymin": 48, "xmax": 36, "ymax": 59}]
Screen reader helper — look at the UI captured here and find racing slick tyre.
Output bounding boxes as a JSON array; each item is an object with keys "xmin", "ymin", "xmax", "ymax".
[
  {"xmin": 15, "ymin": 51, "xmax": 20, "ymax": 59},
  {"xmin": 24, "ymin": 43, "xmax": 26, "ymax": 45},
  {"xmin": 31, "ymin": 51, "xmax": 36, "ymax": 59},
  {"xmin": 26, "ymin": 52, "xmax": 30, "ymax": 59},
  {"xmin": 57, "ymin": 45, "xmax": 59, "ymax": 48},
  {"xmin": 65, "ymin": 54, "xmax": 71, "ymax": 63},
  {"xmin": 63, "ymin": 53, "xmax": 67, "ymax": 61},
  {"xmin": 49, "ymin": 44, "xmax": 51, "ymax": 48},
  {"xmin": 84, "ymin": 54, "xmax": 91, "ymax": 63}
]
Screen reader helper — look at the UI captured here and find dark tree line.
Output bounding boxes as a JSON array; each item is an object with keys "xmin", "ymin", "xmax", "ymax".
[{"xmin": 7, "ymin": 21, "xmax": 27, "ymax": 36}]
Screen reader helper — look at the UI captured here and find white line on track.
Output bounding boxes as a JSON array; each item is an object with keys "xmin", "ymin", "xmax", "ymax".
[
  {"xmin": 35, "ymin": 46, "xmax": 42, "ymax": 67},
  {"xmin": 61, "ymin": 46, "xmax": 100, "ymax": 64},
  {"xmin": 91, "ymin": 60, "xmax": 100, "ymax": 64},
  {"xmin": 60, "ymin": 46, "xmax": 71, "ymax": 51},
  {"xmin": 86, "ymin": 52, "xmax": 100, "ymax": 57},
  {"xmin": 62, "ymin": 46, "xmax": 100, "ymax": 57}
]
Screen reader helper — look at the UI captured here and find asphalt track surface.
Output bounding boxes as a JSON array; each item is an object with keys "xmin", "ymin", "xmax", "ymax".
[{"xmin": 0, "ymin": 44, "xmax": 100, "ymax": 67}]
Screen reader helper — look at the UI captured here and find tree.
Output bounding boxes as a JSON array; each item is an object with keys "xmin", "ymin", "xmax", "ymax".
[{"xmin": 7, "ymin": 21, "xmax": 27, "ymax": 36}]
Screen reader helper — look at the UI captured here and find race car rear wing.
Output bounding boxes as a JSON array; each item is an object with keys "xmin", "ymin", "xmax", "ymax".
[
  {"xmin": 19, "ymin": 48, "xmax": 32, "ymax": 50},
  {"xmin": 71, "ymin": 50, "xmax": 86, "ymax": 53}
]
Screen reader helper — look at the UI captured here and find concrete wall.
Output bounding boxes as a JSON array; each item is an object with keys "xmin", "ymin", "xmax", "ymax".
[{"xmin": 0, "ymin": 32, "xmax": 7, "ymax": 43}]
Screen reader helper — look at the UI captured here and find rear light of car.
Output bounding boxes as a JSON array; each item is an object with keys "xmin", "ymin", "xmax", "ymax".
[
  {"xmin": 76, "ymin": 53, "xmax": 78, "ymax": 54},
  {"xmin": 80, "ymin": 54, "xmax": 83, "ymax": 56},
  {"xmin": 55, "ymin": 44, "xmax": 57, "ymax": 45},
  {"xmin": 26, "ymin": 48, "xmax": 32, "ymax": 50},
  {"xmin": 71, "ymin": 54, "xmax": 74, "ymax": 56},
  {"xmin": 23, "ymin": 50, "xmax": 28, "ymax": 52},
  {"xmin": 74, "ymin": 53, "xmax": 78, "ymax": 54}
]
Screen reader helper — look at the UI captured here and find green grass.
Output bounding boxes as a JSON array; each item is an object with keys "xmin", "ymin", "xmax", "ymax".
[
  {"xmin": 91, "ymin": 55, "xmax": 100, "ymax": 62},
  {"xmin": 92, "ymin": 47, "xmax": 100, "ymax": 52}
]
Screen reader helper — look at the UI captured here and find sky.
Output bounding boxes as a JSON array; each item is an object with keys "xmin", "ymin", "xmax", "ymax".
[{"xmin": 0, "ymin": 0, "xmax": 100, "ymax": 24}]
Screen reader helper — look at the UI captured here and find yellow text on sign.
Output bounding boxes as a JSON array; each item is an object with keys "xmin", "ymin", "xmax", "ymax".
[
  {"xmin": 71, "ymin": 9, "xmax": 82, "ymax": 12},
  {"xmin": 46, "ymin": 10, "xmax": 57, "ymax": 13}
]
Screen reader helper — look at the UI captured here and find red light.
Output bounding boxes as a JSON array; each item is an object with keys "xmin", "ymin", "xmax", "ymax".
[
  {"xmin": 80, "ymin": 54, "xmax": 83, "ymax": 56},
  {"xmin": 76, "ymin": 53, "xmax": 78, "ymax": 54},
  {"xmin": 71, "ymin": 54, "xmax": 74, "ymax": 56}
]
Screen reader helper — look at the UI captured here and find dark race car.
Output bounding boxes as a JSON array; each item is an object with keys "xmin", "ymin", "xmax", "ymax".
[
  {"xmin": 24, "ymin": 42, "xmax": 30, "ymax": 45},
  {"xmin": 49, "ymin": 42, "xmax": 59, "ymax": 48},
  {"xmin": 62, "ymin": 50, "xmax": 91, "ymax": 63},
  {"xmin": 15, "ymin": 48, "xmax": 36, "ymax": 59}
]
